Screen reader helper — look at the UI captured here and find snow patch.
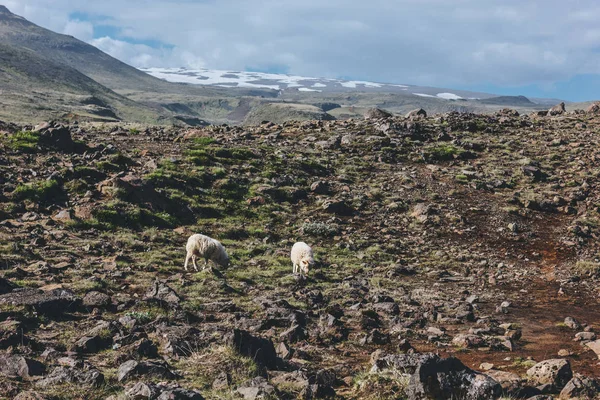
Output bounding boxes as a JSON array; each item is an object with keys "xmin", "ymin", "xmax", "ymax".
[
  {"xmin": 413, "ymin": 93, "xmax": 436, "ymax": 98},
  {"xmin": 299, "ymin": 87, "xmax": 322, "ymax": 92},
  {"xmin": 436, "ymin": 92, "xmax": 463, "ymax": 100}
]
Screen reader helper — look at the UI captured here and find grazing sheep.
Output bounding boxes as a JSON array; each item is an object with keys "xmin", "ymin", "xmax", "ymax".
[
  {"xmin": 184, "ymin": 234, "xmax": 229, "ymax": 271},
  {"xmin": 291, "ymin": 242, "xmax": 315, "ymax": 276}
]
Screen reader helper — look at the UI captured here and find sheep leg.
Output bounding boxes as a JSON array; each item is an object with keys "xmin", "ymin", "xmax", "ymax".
[
  {"xmin": 203, "ymin": 258, "xmax": 209, "ymax": 271},
  {"xmin": 293, "ymin": 263, "xmax": 297, "ymax": 274},
  {"xmin": 184, "ymin": 252, "xmax": 191, "ymax": 271},
  {"xmin": 192, "ymin": 255, "xmax": 199, "ymax": 271}
]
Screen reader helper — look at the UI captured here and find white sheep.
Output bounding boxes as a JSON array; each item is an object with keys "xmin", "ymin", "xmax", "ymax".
[
  {"xmin": 291, "ymin": 242, "xmax": 315, "ymax": 276},
  {"xmin": 184, "ymin": 234, "xmax": 229, "ymax": 271}
]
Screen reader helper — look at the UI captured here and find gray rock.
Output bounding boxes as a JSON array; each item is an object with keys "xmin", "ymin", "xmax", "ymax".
[
  {"xmin": 585, "ymin": 339, "xmax": 600, "ymax": 358},
  {"xmin": 82, "ymin": 291, "xmax": 111, "ymax": 308},
  {"xmin": 126, "ymin": 382, "xmax": 160, "ymax": 399},
  {"xmin": 407, "ymin": 354, "xmax": 502, "ymax": 400},
  {"xmin": 237, "ymin": 377, "xmax": 277, "ymax": 399},
  {"xmin": 564, "ymin": 316, "xmax": 581, "ymax": 330},
  {"xmin": 575, "ymin": 331, "xmax": 596, "ymax": 342},
  {"xmin": 527, "ymin": 359, "xmax": 572, "ymax": 390},
  {"xmin": 0, "ymin": 288, "xmax": 79, "ymax": 315},
  {"xmin": 547, "ymin": 102, "xmax": 566, "ymax": 116},
  {"xmin": 406, "ymin": 108, "xmax": 427, "ymax": 119},
  {"xmin": 225, "ymin": 329, "xmax": 278, "ymax": 371},
  {"xmin": 36, "ymin": 366, "xmax": 104, "ymax": 388},
  {"xmin": 365, "ymin": 108, "xmax": 393, "ymax": 120},
  {"xmin": 72, "ymin": 335, "xmax": 111, "ymax": 354},
  {"xmin": 13, "ymin": 391, "xmax": 50, "ymax": 400},
  {"xmin": 117, "ymin": 360, "xmax": 178, "ymax": 382},
  {"xmin": 0, "ymin": 355, "xmax": 45, "ymax": 379},
  {"xmin": 125, "ymin": 381, "xmax": 205, "ymax": 400},
  {"xmin": 144, "ymin": 280, "xmax": 180, "ymax": 306},
  {"xmin": 0, "ymin": 277, "xmax": 16, "ymax": 294},
  {"xmin": 559, "ymin": 374, "xmax": 600, "ymax": 399},
  {"xmin": 322, "ymin": 200, "xmax": 353, "ymax": 216}
]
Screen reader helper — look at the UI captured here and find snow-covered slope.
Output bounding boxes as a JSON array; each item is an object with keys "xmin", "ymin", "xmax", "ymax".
[{"xmin": 140, "ymin": 67, "xmax": 484, "ymax": 100}]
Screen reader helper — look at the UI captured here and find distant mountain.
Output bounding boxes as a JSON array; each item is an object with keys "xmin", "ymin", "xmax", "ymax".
[
  {"xmin": 479, "ymin": 95, "xmax": 535, "ymax": 106},
  {"xmin": 0, "ymin": 5, "xmax": 569, "ymax": 125},
  {"xmin": 0, "ymin": 5, "xmax": 168, "ymax": 92}
]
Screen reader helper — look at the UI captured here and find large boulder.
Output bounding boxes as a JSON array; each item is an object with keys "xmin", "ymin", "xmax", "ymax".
[
  {"xmin": 35, "ymin": 366, "xmax": 104, "ymax": 388},
  {"xmin": 125, "ymin": 381, "xmax": 205, "ymax": 400},
  {"xmin": 586, "ymin": 102, "xmax": 600, "ymax": 114},
  {"xmin": 407, "ymin": 354, "xmax": 502, "ymax": 400},
  {"xmin": 237, "ymin": 377, "xmax": 278, "ymax": 400},
  {"xmin": 365, "ymin": 108, "xmax": 393, "ymax": 120},
  {"xmin": 37, "ymin": 124, "xmax": 74, "ymax": 151},
  {"xmin": 559, "ymin": 374, "xmax": 600, "ymax": 399},
  {"xmin": 0, "ymin": 277, "xmax": 16, "ymax": 294},
  {"xmin": 0, "ymin": 355, "xmax": 45, "ymax": 379},
  {"xmin": 0, "ymin": 288, "xmax": 79, "ymax": 315},
  {"xmin": 526, "ymin": 359, "xmax": 572, "ymax": 390},
  {"xmin": 225, "ymin": 329, "xmax": 278, "ymax": 371},
  {"xmin": 144, "ymin": 280, "xmax": 181, "ymax": 307},
  {"xmin": 117, "ymin": 359, "xmax": 178, "ymax": 383},
  {"xmin": 547, "ymin": 102, "xmax": 566, "ymax": 116},
  {"xmin": 406, "ymin": 108, "xmax": 427, "ymax": 119}
]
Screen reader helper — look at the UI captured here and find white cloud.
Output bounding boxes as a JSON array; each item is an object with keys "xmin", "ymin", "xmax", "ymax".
[
  {"xmin": 6, "ymin": 0, "xmax": 600, "ymax": 90},
  {"xmin": 63, "ymin": 20, "xmax": 94, "ymax": 41}
]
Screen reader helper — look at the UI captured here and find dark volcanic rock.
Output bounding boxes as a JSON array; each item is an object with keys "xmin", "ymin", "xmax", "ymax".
[
  {"xmin": 0, "ymin": 277, "xmax": 16, "ymax": 294},
  {"xmin": 237, "ymin": 376, "xmax": 277, "ymax": 400},
  {"xmin": 407, "ymin": 354, "xmax": 502, "ymax": 400},
  {"xmin": 13, "ymin": 391, "xmax": 50, "ymax": 400},
  {"xmin": 38, "ymin": 125, "xmax": 74, "ymax": 150},
  {"xmin": 322, "ymin": 199, "xmax": 353, "ymax": 216},
  {"xmin": 547, "ymin": 102, "xmax": 566, "ymax": 116},
  {"xmin": 36, "ymin": 366, "xmax": 104, "ymax": 388},
  {"xmin": 155, "ymin": 324, "xmax": 203, "ymax": 356},
  {"xmin": 559, "ymin": 374, "xmax": 600, "ymax": 399},
  {"xmin": 144, "ymin": 280, "xmax": 181, "ymax": 307},
  {"xmin": 365, "ymin": 108, "xmax": 393, "ymax": 120},
  {"xmin": 225, "ymin": 329, "xmax": 278, "ymax": 371},
  {"xmin": 526, "ymin": 359, "xmax": 572, "ymax": 390},
  {"xmin": 82, "ymin": 291, "xmax": 112, "ymax": 308},
  {"xmin": 0, "ymin": 288, "xmax": 79, "ymax": 315},
  {"xmin": 126, "ymin": 381, "xmax": 205, "ymax": 400},
  {"xmin": 0, "ymin": 354, "xmax": 45, "ymax": 379},
  {"xmin": 117, "ymin": 359, "xmax": 178, "ymax": 382}
]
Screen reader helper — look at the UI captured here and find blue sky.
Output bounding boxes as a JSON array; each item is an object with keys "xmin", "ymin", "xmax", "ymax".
[{"xmin": 5, "ymin": 0, "xmax": 600, "ymax": 102}]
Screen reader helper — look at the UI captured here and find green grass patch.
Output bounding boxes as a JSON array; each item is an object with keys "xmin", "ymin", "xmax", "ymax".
[
  {"xmin": 12, "ymin": 179, "xmax": 63, "ymax": 203},
  {"xmin": 5, "ymin": 130, "xmax": 41, "ymax": 152}
]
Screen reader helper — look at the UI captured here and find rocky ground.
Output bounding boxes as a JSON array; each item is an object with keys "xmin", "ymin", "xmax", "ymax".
[{"xmin": 2, "ymin": 104, "xmax": 600, "ymax": 399}]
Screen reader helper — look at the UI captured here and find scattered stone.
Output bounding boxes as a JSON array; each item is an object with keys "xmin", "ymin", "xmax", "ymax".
[
  {"xmin": 225, "ymin": 329, "xmax": 278, "ymax": 371},
  {"xmin": 0, "ymin": 288, "xmax": 79, "ymax": 315},
  {"xmin": 406, "ymin": 108, "xmax": 427, "ymax": 119},
  {"xmin": 575, "ymin": 331, "xmax": 596, "ymax": 342},
  {"xmin": 547, "ymin": 102, "xmax": 566, "ymax": 116},
  {"xmin": 365, "ymin": 108, "xmax": 393, "ymax": 120},
  {"xmin": 13, "ymin": 391, "xmax": 50, "ymax": 400},
  {"xmin": 237, "ymin": 376, "xmax": 277, "ymax": 399},
  {"xmin": 479, "ymin": 363, "xmax": 494, "ymax": 371},
  {"xmin": 407, "ymin": 354, "xmax": 502, "ymax": 400},
  {"xmin": 564, "ymin": 317, "xmax": 581, "ymax": 330},
  {"xmin": 585, "ymin": 339, "xmax": 600, "ymax": 359},
  {"xmin": 559, "ymin": 374, "xmax": 600, "ymax": 399},
  {"xmin": 36, "ymin": 366, "xmax": 104, "ymax": 388},
  {"xmin": 82, "ymin": 291, "xmax": 112, "ymax": 308},
  {"xmin": 0, "ymin": 355, "xmax": 45, "ymax": 379},
  {"xmin": 526, "ymin": 359, "xmax": 573, "ymax": 390},
  {"xmin": 144, "ymin": 280, "xmax": 181, "ymax": 306},
  {"xmin": 117, "ymin": 360, "xmax": 178, "ymax": 382}
]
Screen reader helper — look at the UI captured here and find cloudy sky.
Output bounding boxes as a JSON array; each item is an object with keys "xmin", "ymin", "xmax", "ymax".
[{"xmin": 5, "ymin": 0, "xmax": 600, "ymax": 101}]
